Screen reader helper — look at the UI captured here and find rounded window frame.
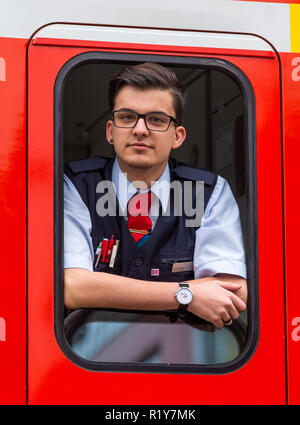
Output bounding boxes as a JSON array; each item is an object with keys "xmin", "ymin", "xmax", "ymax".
[{"xmin": 54, "ymin": 51, "xmax": 259, "ymax": 373}]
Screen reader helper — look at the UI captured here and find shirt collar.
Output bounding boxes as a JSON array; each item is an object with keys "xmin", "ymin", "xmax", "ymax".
[{"xmin": 112, "ymin": 157, "xmax": 170, "ymax": 214}]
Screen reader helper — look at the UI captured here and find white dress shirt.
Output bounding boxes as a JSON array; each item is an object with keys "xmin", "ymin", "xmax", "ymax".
[{"xmin": 64, "ymin": 158, "xmax": 247, "ymax": 279}]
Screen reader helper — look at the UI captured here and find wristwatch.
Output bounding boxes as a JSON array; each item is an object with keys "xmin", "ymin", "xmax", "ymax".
[{"xmin": 175, "ymin": 282, "xmax": 193, "ymax": 313}]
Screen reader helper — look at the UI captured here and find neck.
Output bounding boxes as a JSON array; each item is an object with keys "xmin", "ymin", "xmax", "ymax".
[{"xmin": 117, "ymin": 159, "xmax": 168, "ymax": 188}]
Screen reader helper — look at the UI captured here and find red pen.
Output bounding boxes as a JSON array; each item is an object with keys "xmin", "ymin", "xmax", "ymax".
[
  {"xmin": 100, "ymin": 238, "xmax": 109, "ymax": 263},
  {"xmin": 105, "ymin": 235, "xmax": 115, "ymax": 263}
]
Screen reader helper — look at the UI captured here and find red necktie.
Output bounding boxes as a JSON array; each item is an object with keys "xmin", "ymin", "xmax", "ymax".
[{"xmin": 127, "ymin": 192, "xmax": 152, "ymax": 247}]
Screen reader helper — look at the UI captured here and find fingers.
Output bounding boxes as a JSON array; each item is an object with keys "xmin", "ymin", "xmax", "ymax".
[
  {"xmin": 217, "ymin": 282, "xmax": 247, "ymax": 313},
  {"xmin": 214, "ymin": 316, "xmax": 232, "ymax": 329},
  {"xmin": 226, "ymin": 304, "xmax": 239, "ymax": 321},
  {"xmin": 230, "ymin": 292, "xmax": 247, "ymax": 313},
  {"xmin": 189, "ymin": 279, "xmax": 247, "ymax": 329},
  {"xmin": 213, "ymin": 294, "xmax": 246, "ymax": 329},
  {"xmin": 217, "ymin": 281, "xmax": 242, "ymax": 291},
  {"xmin": 220, "ymin": 294, "xmax": 246, "ymax": 328},
  {"xmin": 222, "ymin": 316, "xmax": 233, "ymax": 326}
]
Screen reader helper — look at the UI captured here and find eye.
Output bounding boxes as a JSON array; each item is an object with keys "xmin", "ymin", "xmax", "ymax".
[
  {"xmin": 147, "ymin": 114, "xmax": 169, "ymax": 124},
  {"xmin": 119, "ymin": 113, "xmax": 136, "ymax": 122}
]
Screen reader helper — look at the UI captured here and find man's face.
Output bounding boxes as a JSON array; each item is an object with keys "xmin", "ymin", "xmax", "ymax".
[{"xmin": 106, "ymin": 86, "xmax": 186, "ymax": 175}]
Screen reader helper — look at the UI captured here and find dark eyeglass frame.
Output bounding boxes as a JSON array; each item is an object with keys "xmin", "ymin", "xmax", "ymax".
[{"xmin": 111, "ymin": 109, "xmax": 178, "ymax": 132}]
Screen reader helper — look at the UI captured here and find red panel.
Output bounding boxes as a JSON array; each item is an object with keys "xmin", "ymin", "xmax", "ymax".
[
  {"xmin": 280, "ymin": 51, "xmax": 300, "ymax": 405},
  {"xmin": 0, "ymin": 37, "xmax": 27, "ymax": 404},
  {"xmin": 28, "ymin": 41, "xmax": 285, "ymax": 404}
]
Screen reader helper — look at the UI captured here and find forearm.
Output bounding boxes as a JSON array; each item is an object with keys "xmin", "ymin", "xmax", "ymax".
[
  {"xmin": 64, "ymin": 268, "xmax": 179, "ymax": 311},
  {"xmin": 64, "ymin": 268, "xmax": 247, "ymax": 329}
]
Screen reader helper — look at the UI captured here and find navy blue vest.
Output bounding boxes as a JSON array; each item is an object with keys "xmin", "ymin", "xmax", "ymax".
[{"xmin": 64, "ymin": 156, "xmax": 217, "ymax": 282}]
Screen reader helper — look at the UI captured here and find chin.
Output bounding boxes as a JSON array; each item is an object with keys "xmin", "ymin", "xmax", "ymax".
[
  {"xmin": 127, "ymin": 160, "xmax": 153, "ymax": 170},
  {"xmin": 122, "ymin": 154, "xmax": 155, "ymax": 170}
]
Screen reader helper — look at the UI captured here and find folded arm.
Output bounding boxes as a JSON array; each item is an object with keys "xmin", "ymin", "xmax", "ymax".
[{"xmin": 64, "ymin": 268, "xmax": 247, "ymax": 329}]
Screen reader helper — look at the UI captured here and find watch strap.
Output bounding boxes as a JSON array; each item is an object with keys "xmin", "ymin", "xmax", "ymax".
[{"xmin": 178, "ymin": 302, "xmax": 188, "ymax": 314}]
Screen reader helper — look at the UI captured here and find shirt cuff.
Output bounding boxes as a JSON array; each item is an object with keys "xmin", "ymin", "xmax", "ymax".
[{"xmin": 194, "ymin": 259, "xmax": 247, "ymax": 279}]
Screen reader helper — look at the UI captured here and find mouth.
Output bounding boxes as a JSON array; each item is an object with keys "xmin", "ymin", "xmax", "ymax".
[{"xmin": 128, "ymin": 143, "xmax": 153, "ymax": 150}]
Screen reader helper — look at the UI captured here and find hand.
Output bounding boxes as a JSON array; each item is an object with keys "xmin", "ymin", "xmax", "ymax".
[
  {"xmin": 214, "ymin": 273, "xmax": 248, "ymax": 305},
  {"xmin": 188, "ymin": 279, "xmax": 247, "ymax": 329}
]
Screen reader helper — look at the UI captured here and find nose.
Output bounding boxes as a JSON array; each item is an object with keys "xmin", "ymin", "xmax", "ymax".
[{"xmin": 132, "ymin": 117, "xmax": 149, "ymax": 137}]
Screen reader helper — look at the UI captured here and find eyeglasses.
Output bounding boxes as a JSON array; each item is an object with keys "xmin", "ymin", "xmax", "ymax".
[{"xmin": 111, "ymin": 109, "xmax": 178, "ymax": 132}]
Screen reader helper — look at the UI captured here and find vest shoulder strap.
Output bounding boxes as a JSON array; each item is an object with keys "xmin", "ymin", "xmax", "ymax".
[
  {"xmin": 173, "ymin": 165, "xmax": 216, "ymax": 186},
  {"xmin": 65, "ymin": 156, "xmax": 109, "ymax": 174},
  {"xmin": 64, "ymin": 156, "xmax": 113, "ymax": 208},
  {"xmin": 169, "ymin": 157, "xmax": 217, "ymax": 186}
]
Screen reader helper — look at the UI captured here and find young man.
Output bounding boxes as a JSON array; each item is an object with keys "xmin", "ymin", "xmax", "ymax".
[{"xmin": 64, "ymin": 62, "xmax": 247, "ymax": 329}]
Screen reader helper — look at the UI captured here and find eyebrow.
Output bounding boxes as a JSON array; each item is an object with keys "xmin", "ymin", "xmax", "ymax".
[{"xmin": 116, "ymin": 108, "xmax": 171, "ymax": 116}]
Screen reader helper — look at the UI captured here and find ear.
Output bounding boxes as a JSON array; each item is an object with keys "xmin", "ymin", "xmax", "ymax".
[
  {"xmin": 171, "ymin": 125, "xmax": 186, "ymax": 150},
  {"xmin": 106, "ymin": 120, "xmax": 113, "ymax": 143}
]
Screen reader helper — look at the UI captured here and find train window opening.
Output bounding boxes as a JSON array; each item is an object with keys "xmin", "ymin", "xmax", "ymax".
[{"xmin": 55, "ymin": 53, "xmax": 258, "ymax": 373}]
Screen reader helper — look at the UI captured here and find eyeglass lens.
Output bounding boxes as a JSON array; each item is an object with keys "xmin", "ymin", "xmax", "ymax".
[{"xmin": 113, "ymin": 111, "xmax": 172, "ymax": 131}]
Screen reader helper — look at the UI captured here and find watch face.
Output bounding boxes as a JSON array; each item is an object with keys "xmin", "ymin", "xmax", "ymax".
[{"xmin": 177, "ymin": 288, "xmax": 193, "ymax": 305}]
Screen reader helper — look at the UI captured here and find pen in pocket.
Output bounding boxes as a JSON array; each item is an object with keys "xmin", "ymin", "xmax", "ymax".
[
  {"xmin": 109, "ymin": 240, "xmax": 120, "ymax": 268},
  {"xmin": 100, "ymin": 238, "xmax": 109, "ymax": 263},
  {"xmin": 94, "ymin": 241, "xmax": 102, "ymax": 268},
  {"xmin": 105, "ymin": 235, "xmax": 115, "ymax": 263}
]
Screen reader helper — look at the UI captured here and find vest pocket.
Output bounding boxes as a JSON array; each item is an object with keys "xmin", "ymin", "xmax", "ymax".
[
  {"xmin": 93, "ymin": 255, "xmax": 122, "ymax": 275},
  {"xmin": 159, "ymin": 255, "xmax": 194, "ymax": 282}
]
